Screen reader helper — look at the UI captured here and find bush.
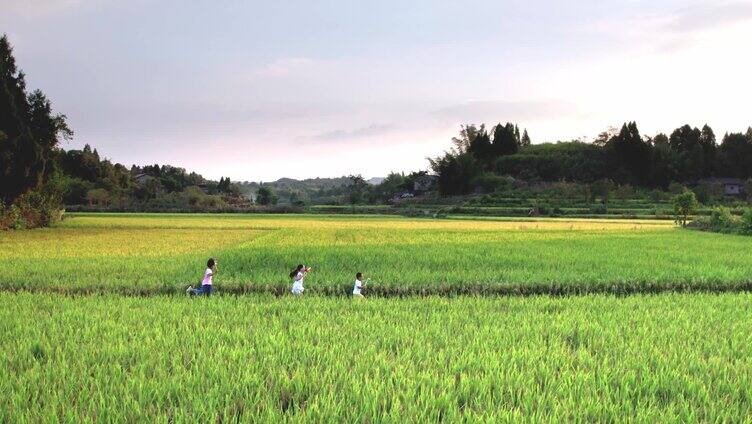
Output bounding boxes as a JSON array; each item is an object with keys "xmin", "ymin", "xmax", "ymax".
[
  {"xmin": 62, "ymin": 177, "xmax": 93, "ymax": 204},
  {"xmin": 648, "ymin": 189, "xmax": 665, "ymax": 203},
  {"xmin": 589, "ymin": 203, "xmax": 608, "ymax": 215},
  {"xmin": 686, "ymin": 216, "xmax": 711, "ymax": 231},
  {"xmin": 709, "ymin": 207, "xmax": 736, "ymax": 230},
  {"xmin": 401, "ymin": 207, "xmax": 431, "ymax": 217},
  {"xmin": 615, "ymin": 184, "xmax": 634, "ymax": 200},
  {"xmin": 687, "ymin": 207, "xmax": 752, "ymax": 236},
  {"xmin": 693, "ymin": 182, "xmax": 723, "ymax": 205},
  {"xmin": 668, "ymin": 182, "xmax": 685, "ymax": 194},
  {"xmin": 0, "ymin": 190, "xmax": 64, "ymax": 230},
  {"xmin": 673, "ymin": 191, "xmax": 698, "ymax": 227},
  {"xmin": 741, "ymin": 209, "xmax": 752, "ymax": 234},
  {"xmin": 472, "ymin": 173, "xmax": 510, "ymax": 193},
  {"xmin": 1, "ymin": 204, "xmax": 26, "ymax": 229}
]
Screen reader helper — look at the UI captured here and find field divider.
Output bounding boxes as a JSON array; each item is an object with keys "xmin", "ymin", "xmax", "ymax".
[{"xmin": 3, "ymin": 280, "xmax": 752, "ymax": 298}]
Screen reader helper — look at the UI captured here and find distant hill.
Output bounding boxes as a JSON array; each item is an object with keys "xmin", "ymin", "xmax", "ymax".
[
  {"xmin": 271, "ymin": 177, "xmax": 353, "ymax": 191},
  {"xmin": 237, "ymin": 176, "xmax": 352, "ymax": 192},
  {"xmin": 239, "ymin": 176, "xmax": 385, "ymax": 190},
  {"xmin": 235, "ymin": 176, "xmax": 384, "ymax": 204}
]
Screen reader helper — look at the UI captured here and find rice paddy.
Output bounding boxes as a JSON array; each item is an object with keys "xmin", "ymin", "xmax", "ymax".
[
  {"xmin": 2, "ymin": 292, "xmax": 750, "ymax": 422},
  {"xmin": 3, "ymin": 213, "xmax": 752, "ymax": 421},
  {"xmin": 1, "ymin": 213, "xmax": 750, "ymax": 295}
]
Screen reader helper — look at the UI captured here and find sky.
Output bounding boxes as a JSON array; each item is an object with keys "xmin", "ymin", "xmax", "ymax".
[{"xmin": 3, "ymin": 0, "xmax": 752, "ymax": 181}]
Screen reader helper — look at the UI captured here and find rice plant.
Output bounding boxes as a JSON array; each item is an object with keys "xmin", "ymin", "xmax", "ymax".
[
  {"xmin": 1, "ymin": 213, "xmax": 751, "ymax": 295},
  {"xmin": 1, "ymin": 292, "xmax": 750, "ymax": 422}
]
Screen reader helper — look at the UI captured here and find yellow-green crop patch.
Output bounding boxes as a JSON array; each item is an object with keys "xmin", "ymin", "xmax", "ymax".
[
  {"xmin": 2, "ymin": 292, "xmax": 750, "ymax": 422},
  {"xmin": 1, "ymin": 213, "xmax": 751, "ymax": 295}
]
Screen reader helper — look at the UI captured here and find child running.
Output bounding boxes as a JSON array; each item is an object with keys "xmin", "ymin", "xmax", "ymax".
[
  {"xmin": 353, "ymin": 272, "xmax": 366, "ymax": 298},
  {"xmin": 290, "ymin": 264, "xmax": 311, "ymax": 295},
  {"xmin": 187, "ymin": 258, "xmax": 217, "ymax": 296}
]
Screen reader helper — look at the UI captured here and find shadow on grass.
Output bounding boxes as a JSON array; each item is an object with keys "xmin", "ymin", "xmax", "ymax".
[{"xmin": 4, "ymin": 280, "xmax": 752, "ymax": 298}]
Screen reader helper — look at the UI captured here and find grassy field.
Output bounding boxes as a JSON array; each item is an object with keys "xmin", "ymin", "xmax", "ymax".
[
  {"xmin": 3, "ymin": 292, "xmax": 750, "ymax": 422},
  {"xmin": 2, "ymin": 213, "xmax": 751, "ymax": 295},
  {"xmin": 3, "ymin": 213, "xmax": 751, "ymax": 421}
]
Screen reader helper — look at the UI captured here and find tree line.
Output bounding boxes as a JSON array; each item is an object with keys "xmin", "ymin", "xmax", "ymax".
[
  {"xmin": 1, "ymin": 35, "xmax": 73, "ymax": 228},
  {"xmin": 430, "ymin": 121, "xmax": 752, "ymax": 195},
  {"xmin": 247, "ymin": 172, "xmax": 430, "ymax": 207},
  {"xmin": 5, "ymin": 29, "xmax": 752, "ymax": 228},
  {"xmin": 1, "ymin": 35, "xmax": 251, "ymax": 228},
  {"xmin": 57, "ymin": 144, "xmax": 243, "ymax": 208}
]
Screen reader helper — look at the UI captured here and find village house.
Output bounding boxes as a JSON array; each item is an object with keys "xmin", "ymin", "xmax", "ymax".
[
  {"xmin": 133, "ymin": 173, "xmax": 154, "ymax": 185},
  {"xmin": 705, "ymin": 178, "xmax": 745, "ymax": 196}
]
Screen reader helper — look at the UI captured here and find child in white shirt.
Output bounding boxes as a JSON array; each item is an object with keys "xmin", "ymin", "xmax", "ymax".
[
  {"xmin": 353, "ymin": 272, "xmax": 366, "ymax": 298},
  {"xmin": 290, "ymin": 264, "xmax": 311, "ymax": 295},
  {"xmin": 186, "ymin": 258, "xmax": 217, "ymax": 296}
]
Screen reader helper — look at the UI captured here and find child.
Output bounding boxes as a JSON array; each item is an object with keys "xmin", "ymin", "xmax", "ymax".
[
  {"xmin": 187, "ymin": 258, "xmax": 217, "ymax": 296},
  {"xmin": 353, "ymin": 272, "xmax": 366, "ymax": 298},
  {"xmin": 290, "ymin": 264, "xmax": 311, "ymax": 295}
]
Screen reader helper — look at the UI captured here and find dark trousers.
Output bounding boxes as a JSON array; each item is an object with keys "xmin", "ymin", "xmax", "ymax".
[{"xmin": 197, "ymin": 284, "xmax": 212, "ymax": 296}]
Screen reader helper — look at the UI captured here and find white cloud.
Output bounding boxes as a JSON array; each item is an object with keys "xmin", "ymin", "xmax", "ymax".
[
  {"xmin": 583, "ymin": 0, "xmax": 752, "ymax": 54},
  {"xmin": 253, "ymin": 57, "xmax": 318, "ymax": 78},
  {"xmin": 667, "ymin": 1, "xmax": 752, "ymax": 32},
  {"xmin": 431, "ymin": 100, "xmax": 579, "ymax": 125},
  {"xmin": 311, "ymin": 123, "xmax": 395, "ymax": 142}
]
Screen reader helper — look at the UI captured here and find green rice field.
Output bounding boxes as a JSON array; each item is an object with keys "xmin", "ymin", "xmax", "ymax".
[
  {"xmin": 0, "ymin": 213, "xmax": 750, "ymax": 295},
  {"xmin": 2, "ymin": 213, "xmax": 751, "ymax": 421},
  {"xmin": 2, "ymin": 293, "xmax": 750, "ymax": 422}
]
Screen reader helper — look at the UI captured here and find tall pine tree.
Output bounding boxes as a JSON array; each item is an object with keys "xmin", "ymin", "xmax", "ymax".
[
  {"xmin": 492, "ymin": 122, "xmax": 519, "ymax": 156},
  {"xmin": 520, "ymin": 129, "xmax": 531, "ymax": 147},
  {"xmin": 605, "ymin": 122, "xmax": 652, "ymax": 185},
  {"xmin": 0, "ymin": 34, "xmax": 71, "ymax": 204},
  {"xmin": 699, "ymin": 124, "xmax": 716, "ymax": 177}
]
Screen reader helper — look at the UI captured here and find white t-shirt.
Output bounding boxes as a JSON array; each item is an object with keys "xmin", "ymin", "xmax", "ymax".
[
  {"xmin": 202, "ymin": 268, "xmax": 213, "ymax": 285},
  {"xmin": 292, "ymin": 271, "xmax": 305, "ymax": 294},
  {"xmin": 353, "ymin": 279, "xmax": 363, "ymax": 295}
]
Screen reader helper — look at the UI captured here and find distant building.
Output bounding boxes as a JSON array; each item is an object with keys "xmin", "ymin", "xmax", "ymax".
[
  {"xmin": 133, "ymin": 173, "xmax": 154, "ymax": 184},
  {"xmin": 389, "ymin": 192, "xmax": 414, "ymax": 204},
  {"xmin": 413, "ymin": 175, "xmax": 438, "ymax": 193},
  {"xmin": 705, "ymin": 178, "xmax": 745, "ymax": 196},
  {"xmin": 133, "ymin": 173, "xmax": 164, "ymax": 196}
]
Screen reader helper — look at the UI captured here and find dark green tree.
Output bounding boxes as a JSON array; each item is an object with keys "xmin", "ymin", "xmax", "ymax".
[
  {"xmin": 467, "ymin": 125, "xmax": 494, "ymax": 169},
  {"xmin": 520, "ymin": 129, "xmax": 531, "ymax": 147},
  {"xmin": 450, "ymin": 124, "xmax": 482, "ymax": 153},
  {"xmin": 699, "ymin": 124, "xmax": 716, "ymax": 177},
  {"xmin": 346, "ymin": 174, "xmax": 369, "ymax": 205},
  {"xmin": 370, "ymin": 172, "xmax": 407, "ymax": 203},
  {"xmin": 717, "ymin": 132, "xmax": 752, "ymax": 179},
  {"xmin": 256, "ymin": 185, "xmax": 277, "ymax": 205},
  {"xmin": 649, "ymin": 133, "xmax": 677, "ymax": 188},
  {"xmin": 605, "ymin": 122, "xmax": 652, "ymax": 186},
  {"xmin": 429, "ymin": 151, "xmax": 480, "ymax": 195},
  {"xmin": 217, "ymin": 177, "xmax": 231, "ymax": 193},
  {"xmin": 491, "ymin": 122, "xmax": 520, "ymax": 156},
  {"xmin": 0, "ymin": 34, "xmax": 72, "ymax": 204},
  {"xmin": 669, "ymin": 125, "xmax": 704, "ymax": 181},
  {"xmin": 429, "ymin": 126, "xmax": 489, "ymax": 195},
  {"xmin": 673, "ymin": 190, "xmax": 698, "ymax": 227}
]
